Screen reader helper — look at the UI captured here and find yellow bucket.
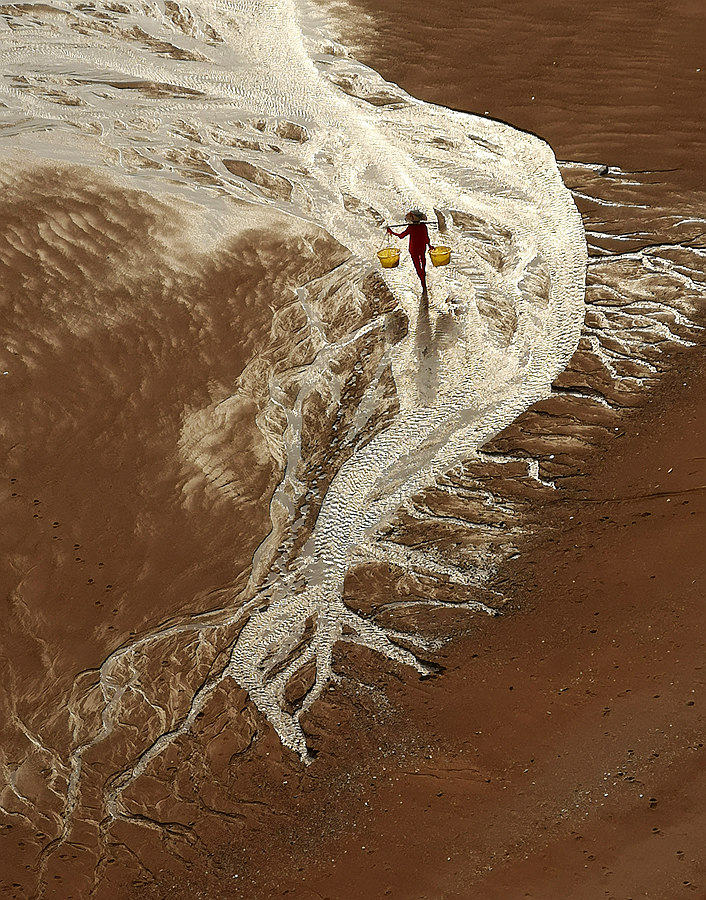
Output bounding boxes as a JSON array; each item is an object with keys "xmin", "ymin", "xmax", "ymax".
[
  {"xmin": 377, "ymin": 247, "xmax": 400, "ymax": 268},
  {"xmin": 430, "ymin": 246, "xmax": 452, "ymax": 267}
]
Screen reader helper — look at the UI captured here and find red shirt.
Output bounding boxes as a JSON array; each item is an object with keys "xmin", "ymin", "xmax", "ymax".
[{"xmin": 391, "ymin": 223, "xmax": 430, "ymax": 256}]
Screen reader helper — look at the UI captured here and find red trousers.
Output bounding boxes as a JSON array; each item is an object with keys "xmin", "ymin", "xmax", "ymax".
[
  {"xmin": 411, "ymin": 251, "xmax": 427, "ymax": 290},
  {"xmin": 388, "ymin": 223, "xmax": 430, "ymax": 290}
]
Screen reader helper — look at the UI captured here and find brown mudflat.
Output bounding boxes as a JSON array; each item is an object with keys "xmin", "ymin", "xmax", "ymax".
[
  {"xmin": 241, "ymin": 2, "xmax": 706, "ymax": 897},
  {"xmin": 2, "ymin": 0, "xmax": 705, "ymax": 897},
  {"xmin": 101, "ymin": 344, "xmax": 705, "ymax": 900},
  {"xmin": 264, "ymin": 351, "xmax": 706, "ymax": 900},
  {"xmin": 343, "ymin": 0, "xmax": 706, "ymax": 194}
]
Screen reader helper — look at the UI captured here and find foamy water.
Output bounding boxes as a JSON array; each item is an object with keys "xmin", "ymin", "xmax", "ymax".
[
  {"xmin": 0, "ymin": 3, "xmax": 598, "ymax": 878},
  {"xmin": 4, "ymin": 5, "xmax": 706, "ymax": 894},
  {"xmin": 1, "ymin": 0, "xmax": 587, "ymax": 744}
]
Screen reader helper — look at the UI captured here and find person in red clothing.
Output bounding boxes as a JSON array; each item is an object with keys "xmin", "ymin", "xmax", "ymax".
[{"xmin": 387, "ymin": 209, "xmax": 431, "ymax": 295}]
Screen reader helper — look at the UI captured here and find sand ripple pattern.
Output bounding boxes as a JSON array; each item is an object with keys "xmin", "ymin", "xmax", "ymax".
[
  {"xmin": 1, "ymin": 0, "xmax": 585, "ymax": 740},
  {"xmin": 0, "ymin": 0, "xmax": 591, "ymax": 887}
]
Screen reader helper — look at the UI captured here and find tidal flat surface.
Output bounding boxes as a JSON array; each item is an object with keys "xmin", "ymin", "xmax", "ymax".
[{"xmin": 1, "ymin": 1, "xmax": 705, "ymax": 897}]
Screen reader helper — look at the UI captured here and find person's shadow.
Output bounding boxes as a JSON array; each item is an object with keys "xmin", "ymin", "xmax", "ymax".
[{"xmin": 414, "ymin": 293, "xmax": 458, "ymax": 405}]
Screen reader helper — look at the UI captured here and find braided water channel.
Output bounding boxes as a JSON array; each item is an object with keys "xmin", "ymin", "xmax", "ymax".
[{"xmin": 0, "ymin": 0, "xmax": 594, "ymax": 882}]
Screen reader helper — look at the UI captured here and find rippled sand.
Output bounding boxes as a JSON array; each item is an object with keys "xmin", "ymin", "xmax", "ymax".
[{"xmin": 1, "ymin": 1, "xmax": 705, "ymax": 898}]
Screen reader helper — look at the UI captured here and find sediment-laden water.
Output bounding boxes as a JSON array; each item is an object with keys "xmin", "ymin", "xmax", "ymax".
[{"xmin": 1, "ymin": 1, "xmax": 704, "ymax": 897}]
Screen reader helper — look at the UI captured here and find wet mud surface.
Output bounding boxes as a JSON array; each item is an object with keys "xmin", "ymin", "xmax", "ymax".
[
  {"xmin": 2, "ymin": 157, "xmax": 703, "ymax": 899},
  {"xmin": 336, "ymin": 0, "xmax": 706, "ymax": 194},
  {"xmin": 2, "ymin": 1, "xmax": 706, "ymax": 898}
]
